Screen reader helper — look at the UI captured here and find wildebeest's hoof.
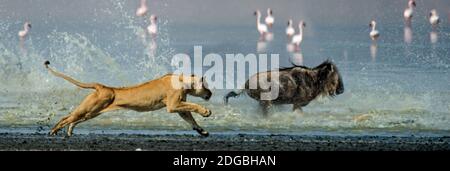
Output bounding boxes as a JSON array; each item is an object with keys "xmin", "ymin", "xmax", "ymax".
[{"xmin": 294, "ymin": 109, "xmax": 305, "ymax": 116}]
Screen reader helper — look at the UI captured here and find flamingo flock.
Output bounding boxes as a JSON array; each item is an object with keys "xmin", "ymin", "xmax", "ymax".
[
  {"xmin": 285, "ymin": 19, "xmax": 295, "ymax": 38},
  {"xmin": 135, "ymin": 0, "xmax": 158, "ymax": 60},
  {"xmin": 136, "ymin": 0, "xmax": 148, "ymax": 17},
  {"xmin": 265, "ymin": 8, "xmax": 274, "ymax": 29},
  {"xmin": 403, "ymin": 0, "xmax": 416, "ymax": 21},
  {"xmin": 18, "ymin": 22, "xmax": 31, "ymax": 41},
  {"xmin": 252, "ymin": 0, "xmax": 444, "ymax": 57},
  {"xmin": 16, "ymin": 1, "xmax": 446, "ymax": 59},
  {"xmin": 291, "ymin": 21, "xmax": 306, "ymax": 50},
  {"xmin": 135, "ymin": 0, "xmax": 158, "ymax": 37},
  {"xmin": 254, "ymin": 10, "xmax": 269, "ymax": 38},
  {"xmin": 429, "ymin": 9, "xmax": 440, "ymax": 27},
  {"xmin": 147, "ymin": 15, "xmax": 158, "ymax": 37}
]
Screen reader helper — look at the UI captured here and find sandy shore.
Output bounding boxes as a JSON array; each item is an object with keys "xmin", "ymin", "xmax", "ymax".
[{"xmin": 0, "ymin": 132, "xmax": 449, "ymax": 151}]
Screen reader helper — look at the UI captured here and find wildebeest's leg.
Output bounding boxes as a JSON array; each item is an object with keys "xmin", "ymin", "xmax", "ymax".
[
  {"xmin": 293, "ymin": 103, "xmax": 304, "ymax": 115},
  {"xmin": 178, "ymin": 112, "xmax": 209, "ymax": 137},
  {"xmin": 259, "ymin": 101, "xmax": 272, "ymax": 117}
]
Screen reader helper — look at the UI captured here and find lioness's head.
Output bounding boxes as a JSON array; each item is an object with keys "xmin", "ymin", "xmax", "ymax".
[
  {"xmin": 316, "ymin": 60, "xmax": 344, "ymax": 97},
  {"xmin": 178, "ymin": 74, "xmax": 212, "ymax": 101}
]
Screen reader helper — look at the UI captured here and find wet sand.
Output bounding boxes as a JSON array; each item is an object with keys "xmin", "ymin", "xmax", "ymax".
[{"xmin": 0, "ymin": 132, "xmax": 449, "ymax": 151}]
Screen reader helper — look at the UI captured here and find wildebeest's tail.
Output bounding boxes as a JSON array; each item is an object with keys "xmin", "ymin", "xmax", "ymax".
[
  {"xmin": 224, "ymin": 89, "xmax": 244, "ymax": 104},
  {"xmin": 44, "ymin": 61, "xmax": 99, "ymax": 89}
]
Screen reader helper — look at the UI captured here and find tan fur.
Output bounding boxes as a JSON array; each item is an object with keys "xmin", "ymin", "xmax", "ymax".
[{"xmin": 44, "ymin": 61, "xmax": 212, "ymax": 137}]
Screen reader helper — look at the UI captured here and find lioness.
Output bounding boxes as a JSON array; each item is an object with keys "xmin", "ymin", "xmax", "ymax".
[{"xmin": 44, "ymin": 61, "xmax": 212, "ymax": 137}]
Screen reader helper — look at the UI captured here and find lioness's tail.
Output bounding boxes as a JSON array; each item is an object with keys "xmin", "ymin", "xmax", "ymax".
[
  {"xmin": 224, "ymin": 90, "xmax": 244, "ymax": 104},
  {"xmin": 44, "ymin": 61, "xmax": 98, "ymax": 89}
]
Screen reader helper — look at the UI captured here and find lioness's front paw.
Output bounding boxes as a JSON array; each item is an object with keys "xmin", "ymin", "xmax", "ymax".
[
  {"xmin": 203, "ymin": 108, "xmax": 212, "ymax": 117},
  {"xmin": 200, "ymin": 130, "xmax": 209, "ymax": 137}
]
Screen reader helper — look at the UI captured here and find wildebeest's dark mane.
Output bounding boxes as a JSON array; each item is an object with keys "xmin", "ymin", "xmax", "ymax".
[
  {"xmin": 277, "ymin": 59, "xmax": 334, "ymax": 71},
  {"xmin": 278, "ymin": 65, "xmax": 310, "ymax": 71},
  {"xmin": 313, "ymin": 59, "xmax": 335, "ymax": 69}
]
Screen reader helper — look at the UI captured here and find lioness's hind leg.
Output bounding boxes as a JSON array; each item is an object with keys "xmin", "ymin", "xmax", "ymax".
[
  {"xmin": 67, "ymin": 118, "xmax": 87, "ymax": 137},
  {"xmin": 50, "ymin": 114, "xmax": 82, "ymax": 136},
  {"xmin": 66, "ymin": 106, "xmax": 119, "ymax": 137},
  {"xmin": 178, "ymin": 112, "xmax": 209, "ymax": 137},
  {"xmin": 49, "ymin": 115, "xmax": 70, "ymax": 135},
  {"xmin": 50, "ymin": 91, "xmax": 114, "ymax": 136}
]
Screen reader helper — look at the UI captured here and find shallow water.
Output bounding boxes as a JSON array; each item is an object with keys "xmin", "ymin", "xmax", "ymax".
[{"xmin": 0, "ymin": 0, "xmax": 449, "ymax": 136}]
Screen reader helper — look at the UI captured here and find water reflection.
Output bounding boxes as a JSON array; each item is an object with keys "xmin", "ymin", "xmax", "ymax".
[
  {"xmin": 18, "ymin": 38, "xmax": 28, "ymax": 70},
  {"xmin": 137, "ymin": 28, "xmax": 147, "ymax": 45},
  {"xmin": 286, "ymin": 43, "xmax": 296, "ymax": 53},
  {"xmin": 148, "ymin": 37, "xmax": 157, "ymax": 62},
  {"xmin": 404, "ymin": 25, "xmax": 413, "ymax": 44},
  {"xmin": 370, "ymin": 43, "xmax": 377, "ymax": 61},
  {"xmin": 265, "ymin": 32, "xmax": 274, "ymax": 42},
  {"xmin": 448, "ymin": 10, "xmax": 450, "ymax": 23},
  {"xmin": 256, "ymin": 40, "xmax": 267, "ymax": 53},
  {"xmin": 256, "ymin": 32, "xmax": 273, "ymax": 53},
  {"xmin": 19, "ymin": 39, "xmax": 26, "ymax": 55},
  {"xmin": 430, "ymin": 30, "xmax": 438, "ymax": 44},
  {"xmin": 290, "ymin": 52, "xmax": 303, "ymax": 66}
]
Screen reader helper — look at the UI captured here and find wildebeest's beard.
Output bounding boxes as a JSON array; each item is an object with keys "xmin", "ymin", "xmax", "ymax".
[
  {"xmin": 316, "ymin": 61, "xmax": 344, "ymax": 97},
  {"xmin": 336, "ymin": 72, "xmax": 344, "ymax": 95},
  {"xmin": 329, "ymin": 67, "xmax": 344, "ymax": 97}
]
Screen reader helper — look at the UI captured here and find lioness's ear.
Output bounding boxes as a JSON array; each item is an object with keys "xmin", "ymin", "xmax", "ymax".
[
  {"xmin": 179, "ymin": 74, "xmax": 184, "ymax": 82},
  {"xmin": 200, "ymin": 76, "xmax": 209, "ymax": 88}
]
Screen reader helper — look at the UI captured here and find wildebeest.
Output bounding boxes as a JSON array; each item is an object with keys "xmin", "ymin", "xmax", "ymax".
[{"xmin": 224, "ymin": 60, "xmax": 344, "ymax": 115}]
